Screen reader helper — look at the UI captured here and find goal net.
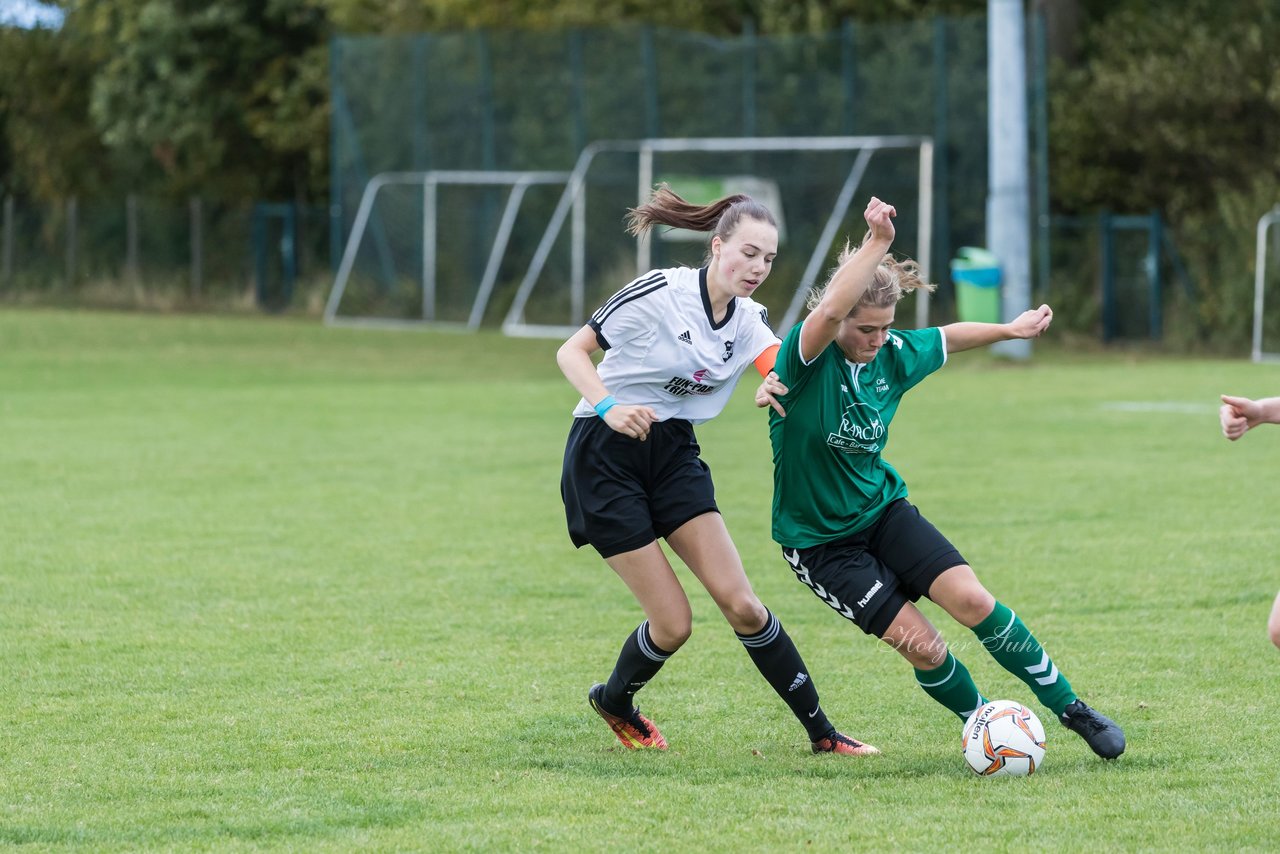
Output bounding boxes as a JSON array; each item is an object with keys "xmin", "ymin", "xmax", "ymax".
[
  {"xmin": 324, "ymin": 136, "xmax": 933, "ymax": 336},
  {"xmin": 502, "ymin": 135, "xmax": 934, "ymax": 338},
  {"xmin": 324, "ymin": 170, "xmax": 571, "ymax": 329}
]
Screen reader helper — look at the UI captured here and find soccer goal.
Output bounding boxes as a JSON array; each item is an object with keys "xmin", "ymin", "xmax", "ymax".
[
  {"xmin": 324, "ymin": 170, "xmax": 571, "ymax": 329},
  {"xmin": 1253, "ymin": 204, "xmax": 1280, "ymax": 363},
  {"xmin": 501, "ymin": 135, "xmax": 934, "ymax": 338}
]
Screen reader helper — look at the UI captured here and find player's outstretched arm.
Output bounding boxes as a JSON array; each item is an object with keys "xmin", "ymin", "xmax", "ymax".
[
  {"xmin": 1219, "ymin": 394, "xmax": 1280, "ymax": 441},
  {"xmin": 942, "ymin": 304, "xmax": 1053, "ymax": 354}
]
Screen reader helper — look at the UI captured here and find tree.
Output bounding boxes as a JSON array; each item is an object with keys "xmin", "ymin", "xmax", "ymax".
[
  {"xmin": 0, "ymin": 24, "xmax": 119, "ymax": 199},
  {"xmin": 1049, "ymin": 0, "xmax": 1280, "ymax": 219},
  {"xmin": 81, "ymin": 0, "xmax": 330, "ymax": 201}
]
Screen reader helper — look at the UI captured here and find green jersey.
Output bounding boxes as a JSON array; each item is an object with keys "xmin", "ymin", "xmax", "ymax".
[{"xmin": 769, "ymin": 323, "xmax": 946, "ymax": 548}]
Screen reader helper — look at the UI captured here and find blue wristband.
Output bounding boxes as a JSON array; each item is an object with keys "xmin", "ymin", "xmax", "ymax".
[{"xmin": 593, "ymin": 395, "xmax": 617, "ymax": 418}]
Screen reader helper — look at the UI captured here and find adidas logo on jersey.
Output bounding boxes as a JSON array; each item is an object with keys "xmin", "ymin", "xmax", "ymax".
[{"xmin": 677, "ymin": 330, "xmax": 692, "ymax": 344}]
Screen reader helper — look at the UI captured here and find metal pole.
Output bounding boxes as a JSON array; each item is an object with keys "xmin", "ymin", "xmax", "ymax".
[
  {"xmin": 423, "ymin": 176, "xmax": 437, "ymax": 320},
  {"xmin": 637, "ymin": 144, "xmax": 653, "ymax": 275},
  {"xmin": 1149, "ymin": 211, "xmax": 1162, "ymax": 341},
  {"xmin": 1253, "ymin": 206, "xmax": 1280, "ymax": 363},
  {"xmin": 571, "ymin": 180, "xmax": 585, "ymax": 324},
  {"xmin": 189, "ymin": 196, "xmax": 203, "ymax": 298},
  {"xmin": 987, "ymin": 0, "xmax": 1032, "ymax": 358},
  {"xmin": 1100, "ymin": 211, "xmax": 1115, "ymax": 342},
  {"xmin": 931, "ymin": 17, "xmax": 951, "ymax": 321},
  {"xmin": 915, "ymin": 140, "xmax": 934, "ymax": 329},
  {"xmin": 1, "ymin": 195, "xmax": 12, "ymax": 285},
  {"xmin": 1032, "ymin": 8, "xmax": 1051, "ymax": 300},
  {"xmin": 126, "ymin": 194, "xmax": 139, "ymax": 282},
  {"xmin": 65, "ymin": 197, "xmax": 77, "ymax": 288}
]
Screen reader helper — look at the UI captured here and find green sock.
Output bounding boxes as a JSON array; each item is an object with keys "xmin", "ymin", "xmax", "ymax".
[
  {"xmin": 915, "ymin": 651, "xmax": 986, "ymax": 721},
  {"xmin": 972, "ymin": 601, "xmax": 1076, "ymax": 717}
]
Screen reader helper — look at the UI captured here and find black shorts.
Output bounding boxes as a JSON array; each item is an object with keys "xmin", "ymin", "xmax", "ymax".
[
  {"xmin": 781, "ymin": 499, "xmax": 965, "ymax": 638},
  {"xmin": 561, "ymin": 416, "xmax": 718, "ymax": 558}
]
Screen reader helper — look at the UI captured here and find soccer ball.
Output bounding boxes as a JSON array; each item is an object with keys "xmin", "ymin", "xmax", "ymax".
[{"xmin": 962, "ymin": 700, "xmax": 1046, "ymax": 777}]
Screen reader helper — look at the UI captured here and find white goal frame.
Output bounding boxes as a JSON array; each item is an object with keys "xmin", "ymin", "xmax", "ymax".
[
  {"xmin": 502, "ymin": 135, "xmax": 934, "ymax": 338},
  {"xmin": 324, "ymin": 170, "xmax": 571, "ymax": 329},
  {"xmin": 1253, "ymin": 204, "xmax": 1280, "ymax": 363}
]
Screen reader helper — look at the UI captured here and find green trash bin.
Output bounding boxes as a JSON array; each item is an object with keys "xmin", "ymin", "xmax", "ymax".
[{"xmin": 950, "ymin": 247, "xmax": 1002, "ymax": 323}]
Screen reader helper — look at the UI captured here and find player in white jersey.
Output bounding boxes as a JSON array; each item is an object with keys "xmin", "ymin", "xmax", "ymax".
[
  {"xmin": 568, "ymin": 264, "xmax": 778, "ymax": 425},
  {"xmin": 558, "ymin": 185, "xmax": 877, "ymax": 755}
]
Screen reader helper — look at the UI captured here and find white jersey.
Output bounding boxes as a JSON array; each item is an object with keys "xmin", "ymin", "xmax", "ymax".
[{"xmin": 571, "ymin": 266, "xmax": 780, "ymax": 425}]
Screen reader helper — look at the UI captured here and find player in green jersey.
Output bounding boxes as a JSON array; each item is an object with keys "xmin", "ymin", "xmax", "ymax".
[{"xmin": 758, "ymin": 197, "xmax": 1125, "ymax": 759}]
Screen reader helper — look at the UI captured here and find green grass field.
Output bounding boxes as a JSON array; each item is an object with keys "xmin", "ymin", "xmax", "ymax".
[{"xmin": 2, "ymin": 308, "xmax": 1278, "ymax": 851}]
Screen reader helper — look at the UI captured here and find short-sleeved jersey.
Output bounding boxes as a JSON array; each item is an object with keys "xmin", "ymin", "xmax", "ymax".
[
  {"xmin": 769, "ymin": 322, "xmax": 947, "ymax": 547},
  {"xmin": 571, "ymin": 266, "xmax": 780, "ymax": 425}
]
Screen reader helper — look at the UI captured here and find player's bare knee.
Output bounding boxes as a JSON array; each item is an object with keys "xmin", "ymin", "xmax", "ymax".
[
  {"xmin": 650, "ymin": 618, "xmax": 692, "ymax": 651},
  {"xmin": 954, "ymin": 587, "xmax": 997, "ymax": 627},
  {"xmin": 722, "ymin": 594, "xmax": 767, "ymax": 634}
]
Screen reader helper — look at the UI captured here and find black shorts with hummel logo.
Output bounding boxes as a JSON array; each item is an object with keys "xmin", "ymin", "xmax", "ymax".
[
  {"xmin": 781, "ymin": 499, "xmax": 965, "ymax": 638},
  {"xmin": 561, "ymin": 416, "xmax": 719, "ymax": 558}
]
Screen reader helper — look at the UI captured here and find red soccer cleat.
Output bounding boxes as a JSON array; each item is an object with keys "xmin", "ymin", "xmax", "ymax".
[
  {"xmin": 811, "ymin": 731, "xmax": 881, "ymax": 756},
  {"xmin": 588, "ymin": 683, "xmax": 668, "ymax": 750}
]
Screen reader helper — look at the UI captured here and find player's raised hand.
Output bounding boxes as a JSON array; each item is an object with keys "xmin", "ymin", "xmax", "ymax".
[
  {"xmin": 863, "ymin": 197, "xmax": 896, "ymax": 245},
  {"xmin": 1008, "ymin": 304, "xmax": 1053, "ymax": 339},
  {"xmin": 605, "ymin": 403, "xmax": 660, "ymax": 441}
]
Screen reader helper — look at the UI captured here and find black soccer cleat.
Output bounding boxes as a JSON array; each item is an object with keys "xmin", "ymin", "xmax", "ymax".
[{"xmin": 1059, "ymin": 699, "xmax": 1125, "ymax": 759}]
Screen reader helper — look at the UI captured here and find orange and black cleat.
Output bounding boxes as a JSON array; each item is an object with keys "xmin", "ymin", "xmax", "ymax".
[
  {"xmin": 811, "ymin": 731, "xmax": 881, "ymax": 756},
  {"xmin": 588, "ymin": 683, "xmax": 668, "ymax": 750}
]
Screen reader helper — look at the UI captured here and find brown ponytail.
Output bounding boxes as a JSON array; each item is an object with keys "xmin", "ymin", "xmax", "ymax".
[{"xmin": 626, "ymin": 184, "xmax": 777, "ymax": 245}]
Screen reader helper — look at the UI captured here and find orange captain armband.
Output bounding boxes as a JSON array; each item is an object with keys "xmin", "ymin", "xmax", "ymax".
[{"xmin": 753, "ymin": 344, "xmax": 780, "ymax": 377}]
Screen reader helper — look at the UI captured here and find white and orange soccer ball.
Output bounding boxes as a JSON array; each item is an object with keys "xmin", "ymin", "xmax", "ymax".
[{"xmin": 962, "ymin": 700, "xmax": 1046, "ymax": 777}]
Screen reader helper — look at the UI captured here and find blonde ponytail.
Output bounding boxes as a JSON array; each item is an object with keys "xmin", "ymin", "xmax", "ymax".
[{"xmin": 806, "ymin": 235, "xmax": 936, "ymax": 313}]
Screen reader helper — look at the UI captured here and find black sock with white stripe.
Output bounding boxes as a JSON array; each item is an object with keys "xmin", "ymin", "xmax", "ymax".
[
  {"xmin": 737, "ymin": 610, "xmax": 833, "ymax": 741},
  {"xmin": 601, "ymin": 621, "xmax": 673, "ymax": 715}
]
